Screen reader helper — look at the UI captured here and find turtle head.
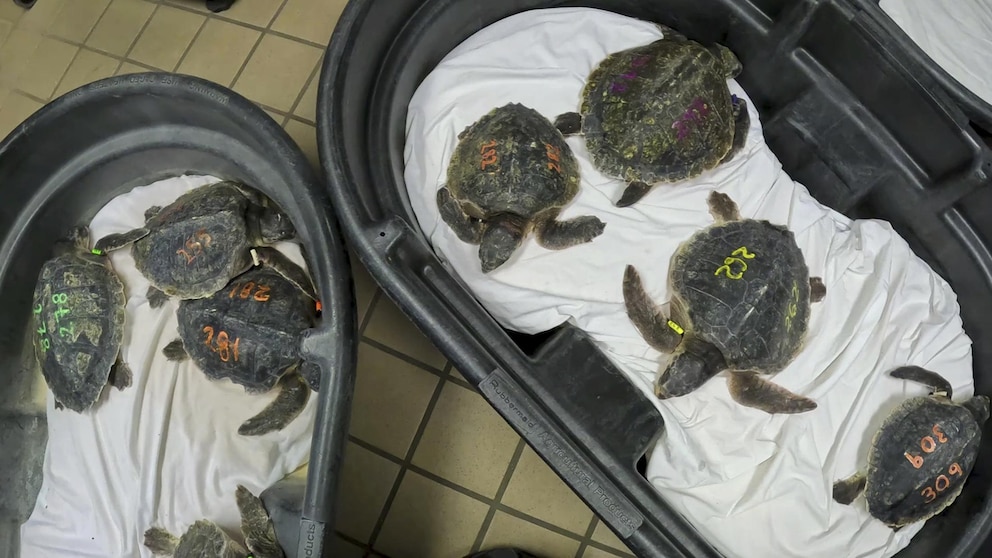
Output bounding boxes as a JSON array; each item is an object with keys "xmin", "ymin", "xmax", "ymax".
[
  {"xmin": 478, "ymin": 214, "xmax": 529, "ymax": 273},
  {"xmin": 655, "ymin": 336, "xmax": 725, "ymax": 399},
  {"xmin": 256, "ymin": 204, "xmax": 296, "ymax": 244},
  {"xmin": 709, "ymin": 44, "xmax": 742, "ymax": 79},
  {"xmin": 964, "ymin": 395, "xmax": 991, "ymax": 424}
]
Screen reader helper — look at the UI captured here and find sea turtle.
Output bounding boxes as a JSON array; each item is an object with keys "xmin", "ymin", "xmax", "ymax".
[
  {"xmin": 94, "ymin": 180, "xmax": 297, "ymax": 307},
  {"xmin": 832, "ymin": 366, "xmax": 990, "ymax": 529},
  {"xmin": 144, "ymin": 484, "xmax": 283, "ymax": 558},
  {"xmin": 554, "ymin": 25, "xmax": 750, "ymax": 207},
  {"xmin": 622, "ymin": 191, "xmax": 825, "ymax": 413},
  {"xmin": 161, "ymin": 254, "xmax": 320, "ymax": 436},
  {"xmin": 437, "ymin": 102, "xmax": 606, "ymax": 273},
  {"xmin": 31, "ymin": 225, "xmax": 132, "ymax": 412}
]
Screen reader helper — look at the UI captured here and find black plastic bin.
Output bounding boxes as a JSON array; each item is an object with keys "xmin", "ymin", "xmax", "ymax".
[
  {"xmin": 319, "ymin": 0, "xmax": 992, "ymax": 556},
  {"xmin": 840, "ymin": 0, "xmax": 992, "ymax": 137},
  {"xmin": 0, "ymin": 73, "xmax": 357, "ymax": 558}
]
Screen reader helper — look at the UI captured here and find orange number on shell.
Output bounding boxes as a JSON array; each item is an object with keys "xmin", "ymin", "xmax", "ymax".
[
  {"xmin": 203, "ymin": 325, "xmax": 214, "ymax": 346},
  {"xmin": 216, "ymin": 331, "xmax": 230, "ymax": 362},
  {"xmin": 933, "ymin": 424, "xmax": 948, "ymax": 443},
  {"xmin": 905, "ymin": 452, "xmax": 924, "ymax": 469},
  {"xmin": 254, "ymin": 285, "xmax": 271, "ymax": 302},
  {"xmin": 545, "ymin": 143, "xmax": 563, "ymax": 173},
  {"xmin": 480, "ymin": 139, "xmax": 498, "ymax": 170},
  {"xmin": 949, "ymin": 463, "xmax": 963, "ymax": 477},
  {"xmin": 921, "ymin": 436, "xmax": 937, "ymax": 453},
  {"xmin": 239, "ymin": 282, "xmax": 255, "ymax": 299},
  {"xmin": 935, "ymin": 475, "xmax": 951, "ymax": 492},
  {"xmin": 922, "ymin": 487, "xmax": 937, "ymax": 503}
]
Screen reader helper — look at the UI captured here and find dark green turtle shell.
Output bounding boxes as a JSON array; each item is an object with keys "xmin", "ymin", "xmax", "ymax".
[
  {"xmin": 175, "ymin": 266, "xmax": 318, "ymax": 393},
  {"xmin": 32, "ymin": 249, "xmax": 125, "ymax": 412},
  {"xmin": 445, "ymin": 103, "xmax": 580, "ymax": 219},
  {"xmin": 865, "ymin": 397, "xmax": 983, "ymax": 526},
  {"xmin": 669, "ymin": 219, "xmax": 811, "ymax": 371},
  {"xmin": 132, "ymin": 182, "xmax": 257, "ymax": 299},
  {"xmin": 580, "ymin": 38, "xmax": 738, "ymax": 183}
]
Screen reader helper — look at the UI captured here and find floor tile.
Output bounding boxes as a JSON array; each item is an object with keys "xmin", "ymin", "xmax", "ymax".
[
  {"xmin": 48, "ymin": 0, "xmax": 110, "ymax": 43},
  {"xmin": 294, "ymin": 72, "xmax": 318, "ymax": 122},
  {"xmin": 412, "ymin": 381, "xmax": 519, "ymax": 498},
  {"xmin": 14, "ymin": 0, "xmax": 63, "ymax": 33},
  {"xmin": 176, "ymin": 18, "xmax": 260, "ymax": 87},
  {"xmin": 116, "ymin": 61, "xmax": 152, "ymax": 76},
  {"xmin": 591, "ymin": 520, "xmax": 631, "ymax": 553},
  {"xmin": 19, "ymin": 36, "xmax": 77, "ymax": 99},
  {"xmin": 233, "ymin": 33, "xmax": 320, "ymax": 112},
  {"xmin": 332, "ymin": 536, "xmax": 368, "ymax": 558},
  {"xmin": 375, "ymin": 471, "xmax": 488, "ymax": 558},
  {"xmin": 86, "ymin": 0, "xmax": 155, "ymax": 57},
  {"xmin": 271, "ymin": 0, "xmax": 346, "ymax": 45},
  {"xmin": 0, "ymin": 28, "xmax": 42, "ymax": 88},
  {"xmin": 0, "ymin": 19, "xmax": 11, "ymax": 47},
  {"xmin": 0, "ymin": 92, "xmax": 42, "ymax": 138},
  {"xmin": 283, "ymin": 118, "xmax": 318, "ymax": 171},
  {"xmin": 335, "ymin": 441, "xmax": 401, "ymax": 543},
  {"xmin": 0, "ymin": 2, "xmax": 25, "ymax": 26},
  {"xmin": 349, "ymin": 249, "xmax": 378, "ymax": 326},
  {"xmin": 364, "ymin": 295, "xmax": 447, "ymax": 370},
  {"xmin": 54, "ymin": 48, "xmax": 119, "ymax": 97},
  {"xmin": 581, "ymin": 546, "xmax": 633, "ymax": 558},
  {"xmin": 128, "ymin": 4, "xmax": 205, "ymax": 70},
  {"xmin": 349, "ymin": 343, "xmax": 439, "ymax": 458},
  {"xmin": 482, "ymin": 512, "xmax": 582, "ymax": 558},
  {"xmin": 501, "ymin": 445, "xmax": 594, "ymax": 536},
  {"xmin": 207, "ymin": 0, "xmax": 283, "ymax": 27}
]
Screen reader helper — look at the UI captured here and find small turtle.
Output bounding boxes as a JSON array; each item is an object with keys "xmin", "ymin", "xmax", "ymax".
[
  {"xmin": 623, "ymin": 191, "xmax": 825, "ymax": 413},
  {"xmin": 437, "ymin": 102, "xmax": 606, "ymax": 273},
  {"xmin": 832, "ymin": 366, "xmax": 990, "ymax": 529},
  {"xmin": 162, "ymin": 252, "xmax": 319, "ymax": 436},
  {"xmin": 31, "ymin": 225, "xmax": 132, "ymax": 412},
  {"xmin": 555, "ymin": 25, "xmax": 749, "ymax": 207},
  {"xmin": 144, "ymin": 484, "xmax": 284, "ymax": 558},
  {"xmin": 94, "ymin": 180, "xmax": 297, "ymax": 307}
]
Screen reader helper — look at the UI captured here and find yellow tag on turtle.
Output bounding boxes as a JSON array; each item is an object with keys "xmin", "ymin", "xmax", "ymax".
[{"xmin": 667, "ymin": 320, "xmax": 684, "ymax": 335}]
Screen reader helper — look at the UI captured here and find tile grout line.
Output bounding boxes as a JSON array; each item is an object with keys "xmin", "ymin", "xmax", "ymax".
[
  {"xmin": 574, "ymin": 516, "xmax": 602, "ymax": 558},
  {"xmin": 170, "ymin": 11, "xmax": 210, "ymax": 73},
  {"xmin": 36, "ymin": 0, "xmax": 116, "ymax": 98},
  {"xmin": 358, "ymin": 289, "xmax": 383, "ymax": 335},
  {"xmin": 120, "ymin": 2, "xmax": 162, "ymax": 64},
  {"xmin": 159, "ymin": 0, "xmax": 330, "ymax": 50},
  {"xmin": 283, "ymin": 52, "xmax": 321, "ymax": 124},
  {"xmin": 364, "ymin": 362, "xmax": 452, "ymax": 550},
  {"xmin": 470, "ymin": 438, "xmax": 527, "ymax": 553},
  {"xmin": 225, "ymin": 0, "xmax": 291, "ymax": 93},
  {"xmin": 359, "ymin": 336, "xmax": 446, "ymax": 376}
]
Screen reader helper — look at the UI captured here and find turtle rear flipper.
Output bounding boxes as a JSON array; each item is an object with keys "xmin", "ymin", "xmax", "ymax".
[
  {"xmin": 144, "ymin": 205, "xmax": 163, "ymax": 222},
  {"xmin": 236, "ymin": 485, "xmax": 284, "ymax": 558},
  {"xmin": 143, "ymin": 527, "xmax": 180, "ymax": 556},
  {"xmin": 832, "ymin": 472, "xmax": 867, "ymax": 505},
  {"xmin": 146, "ymin": 286, "xmax": 170, "ymax": 309},
  {"xmin": 238, "ymin": 373, "xmax": 310, "ymax": 436},
  {"xmin": 718, "ymin": 95, "xmax": 750, "ymax": 164},
  {"xmin": 299, "ymin": 360, "xmax": 321, "ymax": 392},
  {"xmin": 964, "ymin": 395, "xmax": 991, "ymax": 423},
  {"xmin": 94, "ymin": 227, "xmax": 150, "ymax": 252},
  {"xmin": 616, "ymin": 181, "xmax": 652, "ymax": 208},
  {"xmin": 108, "ymin": 356, "xmax": 132, "ymax": 391},
  {"xmin": 437, "ymin": 187, "xmax": 485, "ymax": 244},
  {"xmin": 623, "ymin": 265, "xmax": 682, "ymax": 353},
  {"xmin": 553, "ymin": 112, "xmax": 582, "ymax": 136},
  {"xmin": 252, "ymin": 247, "xmax": 318, "ymax": 301},
  {"xmin": 889, "ymin": 366, "xmax": 953, "ymax": 398},
  {"xmin": 162, "ymin": 339, "xmax": 189, "ymax": 362},
  {"xmin": 534, "ymin": 211, "xmax": 605, "ymax": 250},
  {"xmin": 707, "ymin": 191, "xmax": 740, "ymax": 223},
  {"xmin": 810, "ymin": 277, "xmax": 826, "ymax": 303},
  {"xmin": 727, "ymin": 371, "xmax": 817, "ymax": 414}
]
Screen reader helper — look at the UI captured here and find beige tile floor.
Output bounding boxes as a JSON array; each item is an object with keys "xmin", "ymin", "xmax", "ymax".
[{"xmin": 0, "ymin": 1, "xmax": 637, "ymax": 557}]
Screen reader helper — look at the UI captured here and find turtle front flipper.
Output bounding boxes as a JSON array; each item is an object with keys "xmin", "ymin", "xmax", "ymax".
[
  {"xmin": 623, "ymin": 265, "xmax": 682, "ymax": 353},
  {"xmin": 534, "ymin": 211, "xmax": 605, "ymax": 250},
  {"xmin": 478, "ymin": 214, "xmax": 529, "ymax": 273},
  {"xmin": 437, "ymin": 187, "xmax": 484, "ymax": 244},
  {"xmin": 553, "ymin": 112, "xmax": 582, "ymax": 136},
  {"xmin": 727, "ymin": 371, "xmax": 817, "ymax": 414},
  {"xmin": 146, "ymin": 286, "xmax": 170, "ymax": 309},
  {"xmin": 235, "ymin": 485, "xmax": 284, "ymax": 558},
  {"xmin": 162, "ymin": 339, "xmax": 189, "ymax": 362},
  {"xmin": 616, "ymin": 181, "xmax": 652, "ymax": 208},
  {"xmin": 718, "ymin": 95, "xmax": 750, "ymax": 164},
  {"xmin": 108, "ymin": 356, "xmax": 133, "ymax": 391},
  {"xmin": 889, "ymin": 366, "xmax": 953, "ymax": 398},
  {"xmin": 656, "ymin": 335, "xmax": 725, "ymax": 398},
  {"xmin": 94, "ymin": 227, "xmax": 151, "ymax": 252},
  {"xmin": 252, "ymin": 246, "xmax": 318, "ymax": 301},
  {"xmin": 964, "ymin": 395, "xmax": 991, "ymax": 423},
  {"xmin": 832, "ymin": 472, "xmax": 867, "ymax": 505},
  {"xmin": 143, "ymin": 527, "xmax": 180, "ymax": 556},
  {"xmin": 238, "ymin": 372, "xmax": 310, "ymax": 436},
  {"xmin": 810, "ymin": 277, "xmax": 826, "ymax": 303}
]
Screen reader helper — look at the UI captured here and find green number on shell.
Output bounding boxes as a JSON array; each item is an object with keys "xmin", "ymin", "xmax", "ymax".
[
  {"xmin": 41, "ymin": 338, "xmax": 50, "ymax": 351},
  {"xmin": 33, "ymin": 304, "xmax": 42, "ymax": 315},
  {"xmin": 52, "ymin": 293, "xmax": 68, "ymax": 304}
]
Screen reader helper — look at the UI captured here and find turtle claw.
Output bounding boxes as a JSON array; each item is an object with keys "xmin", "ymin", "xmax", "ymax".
[
  {"xmin": 616, "ymin": 181, "xmax": 652, "ymax": 207},
  {"xmin": 832, "ymin": 472, "xmax": 867, "ymax": 505},
  {"xmin": 238, "ymin": 373, "xmax": 310, "ymax": 436},
  {"xmin": 727, "ymin": 371, "xmax": 817, "ymax": 414}
]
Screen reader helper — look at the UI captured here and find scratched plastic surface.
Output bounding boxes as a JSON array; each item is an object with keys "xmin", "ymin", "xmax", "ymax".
[{"xmin": 319, "ymin": 0, "xmax": 992, "ymax": 556}]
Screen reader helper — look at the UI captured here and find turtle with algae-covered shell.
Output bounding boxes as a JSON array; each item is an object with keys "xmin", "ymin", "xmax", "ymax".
[
  {"xmin": 144, "ymin": 484, "xmax": 283, "ymax": 558},
  {"xmin": 555, "ymin": 25, "xmax": 750, "ymax": 208},
  {"xmin": 833, "ymin": 366, "xmax": 990, "ymax": 530},
  {"xmin": 94, "ymin": 180, "xmax": 297, "ymax": 307},
  {"xmin": 623, "ymin": 191, "xmax": 825, "ymax": 414},
  {"xmin": 32, "ymin": 225, "xmax": 132, "ymax": 412},
  {"xmin": 437, "ymin": 102, "xmax": 606, "ymax": 273},
  {"xmin": 162, "ymin": 255, "xmax": 320, "ymax": 436}
]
